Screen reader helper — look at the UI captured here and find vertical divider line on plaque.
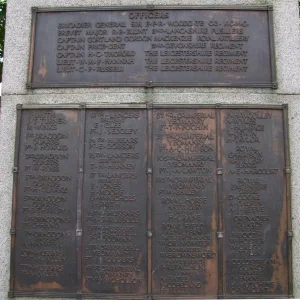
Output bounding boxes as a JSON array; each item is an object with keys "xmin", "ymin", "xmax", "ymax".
[
  {"xmin": 147, "ymin": 102, "xmax": 153, "ymax": 299},
  {"xmin": 76, "ymin": 104, "xmax": 86, "ymax": 299},
  {"xmin": 8, "ymin": 104, "xmax": 23, "ymax": 298},
  {"xmin": 282, "ymin": 105, "xmax": 293, "ymax": 298},
  {"xmin": 216, "ymin": 105, "xmax": 224, "ymax": 299}
]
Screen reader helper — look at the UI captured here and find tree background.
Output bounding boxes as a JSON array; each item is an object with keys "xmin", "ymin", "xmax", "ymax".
[{"xmin": 0, "ymin": 0, "xmax": 6, "ymax": 83}]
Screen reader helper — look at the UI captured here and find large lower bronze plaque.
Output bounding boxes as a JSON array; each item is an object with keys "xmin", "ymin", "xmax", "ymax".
[
  {"xmin": 10, "ymin": 104, "xmax": 292, "ymax": 299},
  {"xmin": 28, "ymin": 6, "xmax": 276, "ymax": 88}
]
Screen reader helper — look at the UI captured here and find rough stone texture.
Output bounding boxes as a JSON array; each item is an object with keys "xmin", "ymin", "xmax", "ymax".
[
  {"xmin": 273, "ymin": 0, "xmax": 300, "ymax": 94},
  {"xmin": 1, "ymin": 0, "xmax": 300, "ymax": 299}
]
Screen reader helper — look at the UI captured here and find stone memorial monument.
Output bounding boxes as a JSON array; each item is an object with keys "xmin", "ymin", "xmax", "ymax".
[{"xmin": 0, "ymin": 0, "xmax": 300, "ymax": 299}]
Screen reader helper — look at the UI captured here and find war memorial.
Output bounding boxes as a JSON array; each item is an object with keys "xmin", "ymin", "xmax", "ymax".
[{"xmin": 0, "ymin": 0, "xmax": 300, "ymax": 299}]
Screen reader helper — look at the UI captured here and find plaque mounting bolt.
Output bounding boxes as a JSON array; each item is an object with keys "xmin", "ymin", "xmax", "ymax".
[
  {"xmin": 76, "ymin": 230, "xmax": 82, "ymax": 237},
  {"xmin": 147, "ymin": 102, "xmax": 153, "ymax": 109},
  {"xmin": 76, "ymin": 292, "xmax": 82, "ymax": 299},
  {"xmin": 285, "ymin": 168, "xmax": 291, "ymax": 174},
  {"xmin": 287, "ymin": 231, "xmax": 293, "ymax": 237},
  {"xmin": 16, "ymin": 104, "xmax": 22, "ymax": 110},
  {"xmin": 217, "ymin": 168, "xmax": 223, "ymax": 175},
  {"xmin": 147, "ymin": 168, "xmax": 153, "ymax": 175},
  {"xmin": 10, "ymin": 229, "xmax": 16, "ymax": 235},
  {"xmin": 147, "ymin": 231, "xmax": 153, "ymax": 238},
  {"xmin": 217, "ymin": 232, "xmax": 224, "ymax": 239},
  {"xmin": 8, "ymin": 291, "xmax": 14, "ymax": 298},
  {"xmin": 146, "ymin": 81, "xmax": 153, "ymax": 88},
  {"xmin": 147, "ymin": 5, "xmax": 155, "ymax": 10},
  {"xmin": 12, "ymin": 167, "xmax": 18, "ymax": 173}
]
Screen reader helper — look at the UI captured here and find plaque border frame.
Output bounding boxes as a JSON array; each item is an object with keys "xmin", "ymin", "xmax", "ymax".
[
  {"xmin": 27, "ymin": 5, "xmax": 277, "ymax": 89},
  {"xmin": 9, "ymin": 103, "xmax": 292, "ymax": 299}
]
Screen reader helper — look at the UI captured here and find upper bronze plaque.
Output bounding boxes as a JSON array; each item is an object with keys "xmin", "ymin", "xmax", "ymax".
[{"xmin": 28, "ymin": 6, "xmax": 276, "ymax": 88}]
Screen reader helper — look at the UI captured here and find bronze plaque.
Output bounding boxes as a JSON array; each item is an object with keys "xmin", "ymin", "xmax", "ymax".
[
  {"xmin": 12, "ymin": 109, "xmax": 79, "ymax": 294},
  {"xmin": 152, "ymin": 108, "xmax": 218, "ymax": 296},
  {"xmin": 221, "ymin": 109, "xmax": 288, "ymax": 297},
  {"xmin": 10, "ymin": 105, "xmax": 292, "ymax": 299},
  {"xmin": 82, "ymin": 109, "xmax": 148, "ymax": 295},
  {"xmin": 28, "ymin": 6, "xmax": 276, "ymax": 88}
]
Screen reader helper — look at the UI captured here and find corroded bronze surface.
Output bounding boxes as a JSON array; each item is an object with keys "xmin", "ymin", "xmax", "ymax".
[
  {"xmin": 28, "ymin": 6, "xmax": 276, "ymax": 88},
  {"xmin": 152, "ymin": 109, "xmax": 218, "ymax": 296},
  {"xmin": 13, "ymin": 109, "xmax": 79, "ymax": 294},
  {"xmin": 82, "ymin": 109, "xmax": 148, "ymax": 295},
  {"xmin": 221, "ymin": 109, "xmax": 288, "ymax": 298},
  {"xmin": 10, "ymin": 105, "xmax": 291, "ymax": 299}
]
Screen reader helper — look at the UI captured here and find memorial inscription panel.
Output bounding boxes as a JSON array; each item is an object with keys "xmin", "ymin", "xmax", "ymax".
[
  {"xmin": 152, "ymin": 109, "xmax": 218, "ymax": 296},
  {"xmin": 29, "ymin": 6, "xmax": 276, "ymax": 88},
  {"xmin": 221, "ymin": 109, "xmax": 288, "ymax": 297},
  {"xmin": 10, "ymin": 105, "xmax": 291, "ymax": 299},
  {"xmin": 13, "ymin": 109, "xmax": 79, "ymax": 293},
  {"xmin": 82, "ymin": 109, "xmax": 148, "ymax": 295}
]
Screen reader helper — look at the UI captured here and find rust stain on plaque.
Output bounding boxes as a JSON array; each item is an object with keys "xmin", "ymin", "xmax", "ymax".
[
  {"xmin": 60, "ymin": 110, "xmax": 78, "ymax": 122},
  {"xmin": 205, "ymin": 208, "xmax": 218, "ymax": 295},
  {"xmin": 38, "ymin": 56, "xmax": 47, "ymax": 78},
  {"xmin": 271, "ymin": 191, "xmax": 288, "ymax": 293},
  {"xmin": 16, "ymin": 281, "xmax": 64, "ymax": 291}
]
